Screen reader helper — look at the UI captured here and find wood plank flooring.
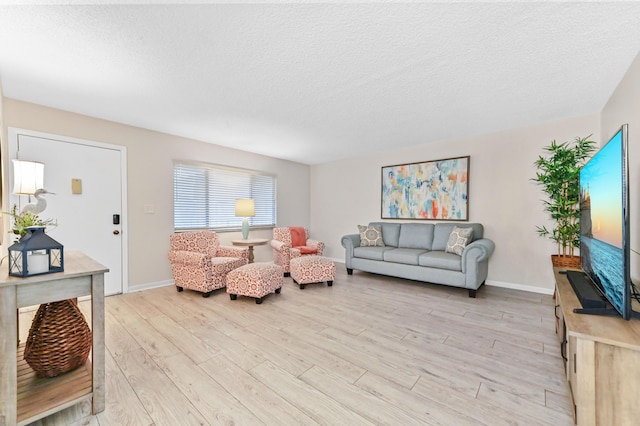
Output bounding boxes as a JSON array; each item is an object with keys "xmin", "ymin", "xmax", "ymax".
[{"xmin": 20, "ymin": 264, "xmax": 573, "ymax": 426}]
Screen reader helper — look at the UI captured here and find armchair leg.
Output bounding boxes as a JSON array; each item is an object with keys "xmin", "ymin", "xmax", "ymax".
[
  {"xmin": 203, "ymin": 291, "xmax": 213, "ymax": 298},
  {"xmin": 275, "ymin": 287, "xmax": 281, "ymax": 294},
  {"xmin": 284, "ymin": 272, "xmax": 290, "ymax": 277},
  {"xmin": 327, "ymin": 281, "xmax": 333, "ymax": 286},
  {"xmin": 229, "ymin": 294, "xmax": 237, "ymax": 300},
  {"xmin": 256, "ymin": 297, "xmax": 263, "ymax": 304},
  {"xmin": 176, "ymin": 286, "xmax": 183, "ymax": 292}
]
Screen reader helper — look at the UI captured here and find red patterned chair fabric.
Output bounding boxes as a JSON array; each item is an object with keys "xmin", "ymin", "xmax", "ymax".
[
  {"xmin": 226, "ymin": 263, "xmax": 284, "ymax": 304},
  {"xmin": 168, "ymin": 231, "xmax": 248, "ymax": 297},
  {"xmin": 270, "ymin": 226, "xmax": 325, "ymax": 275},
  {"xmin": 290, "ymin": 256, "xmax": 336, "ymax": 289}
]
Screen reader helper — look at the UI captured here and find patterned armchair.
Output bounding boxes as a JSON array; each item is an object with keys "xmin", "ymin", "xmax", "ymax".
[
  {"xmin": 270, "ymin": 226, "xmax": 325, "ymax": 276},
  {"xmin": 168, "ymin": 231, "xmax": 248, "ymax": 297}
]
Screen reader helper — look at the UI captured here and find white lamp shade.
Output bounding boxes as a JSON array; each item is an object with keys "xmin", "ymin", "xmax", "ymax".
[
  {"xmin": 13, "ymin": 160, "xmax": 44, "ymax": 195},
  {"xmin": 235, "ymin": 199, "xmax": 255, "ymax": 217}
]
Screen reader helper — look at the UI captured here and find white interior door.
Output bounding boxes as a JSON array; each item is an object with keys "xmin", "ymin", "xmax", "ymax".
[{"xmin": 9, "ymin": 129, "xmax": 127, "ymax": 296}]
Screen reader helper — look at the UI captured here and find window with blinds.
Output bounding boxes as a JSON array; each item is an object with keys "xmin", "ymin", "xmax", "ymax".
[{"xmin": 173, "ymin": 162, "xmax": 276, "ymax": 231}]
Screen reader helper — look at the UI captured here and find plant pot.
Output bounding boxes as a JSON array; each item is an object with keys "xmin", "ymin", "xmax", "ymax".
[{"xmin": 551, "ymin": 254, "xmax": 581, "ymax": 269}]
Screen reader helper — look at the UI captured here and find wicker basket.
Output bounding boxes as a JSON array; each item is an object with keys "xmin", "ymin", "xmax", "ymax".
[
  {"xmin": 551, "ymin": 254, "xmax": 581, "ymax": 269},
  {"xmin": 24, "ymin": 299, "xmax": 92, "ymax": 378}
]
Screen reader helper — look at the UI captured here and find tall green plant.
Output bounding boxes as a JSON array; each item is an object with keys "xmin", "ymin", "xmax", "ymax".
[{"xmin": 532, "ymin": 135, "xmax": 597, "ymax": 257}]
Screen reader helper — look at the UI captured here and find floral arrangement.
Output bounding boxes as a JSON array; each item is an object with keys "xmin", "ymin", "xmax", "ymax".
[{"xmin": 5, "ymin": 204, "xmax": 56, "ymax": 238}]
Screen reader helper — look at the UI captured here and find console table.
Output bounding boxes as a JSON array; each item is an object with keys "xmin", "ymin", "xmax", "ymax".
[
  {"xmin": 0, "ymin": 251, "xmax": 108, "ymax": 426},
  {"xmin": 554, "ymin": 268, "xmax": 640, "ymax": 425}
]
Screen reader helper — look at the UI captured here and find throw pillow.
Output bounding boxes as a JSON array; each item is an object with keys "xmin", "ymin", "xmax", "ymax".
[
  {"xmin": 358, "ymin": 225, "xmax": 385, "ymax": 247},
  {"xmin": 445, "ymin": 226, "xmax": 474, "ymax": 256},
  {"xmin": 289, "ymin": 226, "xmax": 307, "ymax": 248}
]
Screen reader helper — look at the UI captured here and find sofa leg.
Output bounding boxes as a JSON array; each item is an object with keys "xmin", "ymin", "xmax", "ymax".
[
  {"xmin": 202, "ymin": 291, "xmax": 213, "ymax": 298},
  {"xmin": 176, "ymin": 286, "xmax": 183, "ymax": 292},
  {"xmin": 347, "ymin": 268, "xmax": 353, "ymax": 275},
  {"xmin": 468, "ymin": 289, "xmax": 477, "ymax": 298}
]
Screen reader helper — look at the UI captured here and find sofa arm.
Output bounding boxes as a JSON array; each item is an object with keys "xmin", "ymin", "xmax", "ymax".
[
  {"xmin": 307, "ymin": 239, "xmax": 325, "ymax": 256},
  {"xmin": 462, "ymin": 239, "xmax": 495, "ymax": 268},
  {"xmin": 341, "ymin": 234, "xmax": 361, "ymax": 269},
  {"xmin": 168, "ymin": 250, "xmax": 208, "ymax": 267},
  {"xmin": 461, "ymin": 238, "xmax": 495, "ymax": 289},
  {"xmin": 217, "ymin": 245, "xmax": 249, "ymax": 260}
]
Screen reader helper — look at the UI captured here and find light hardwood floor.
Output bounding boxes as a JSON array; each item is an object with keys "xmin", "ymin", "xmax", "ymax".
[{"xmin": 21, "ymin": 264, "xmax": 573, "ymax": 426}]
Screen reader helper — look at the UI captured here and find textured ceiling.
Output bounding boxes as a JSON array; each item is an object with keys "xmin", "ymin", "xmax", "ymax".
[{"xmin": 1, "ymin": 2, "xmax": 639, "ymax": 165}]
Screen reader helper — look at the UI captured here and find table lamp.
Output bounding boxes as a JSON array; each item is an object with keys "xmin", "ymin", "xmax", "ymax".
[
  {"xmin": 13, "ymin": 159, "xmax": 44, "ymax": 196},
  {"xmin": 235, "ymin": 198, "xmax": 255, "ymax": 240}
]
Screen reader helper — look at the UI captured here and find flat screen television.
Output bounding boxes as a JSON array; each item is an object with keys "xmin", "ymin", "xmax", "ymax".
[{"xmin": 576, "ymin": 124, "xmax": 635, "ymax": 319}]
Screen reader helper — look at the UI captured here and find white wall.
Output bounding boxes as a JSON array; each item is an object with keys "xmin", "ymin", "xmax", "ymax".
[
  {"xmin": 1, "ymin": 99, "xmax": 311, "ymax": 291},
  {"xmin": 0, "ymin": 80, "xmax": 5, "ymax": 244},
  {"xmin": 310, "ymin": 114, "xmax": 600, "ymax": 293},
  {"xmin": 0, "ymin": 77, "xmax": 4, "ymax": 217},
  {"xmin": 601, "ymin": 51, "xmax": 640, "ymax": 284}
]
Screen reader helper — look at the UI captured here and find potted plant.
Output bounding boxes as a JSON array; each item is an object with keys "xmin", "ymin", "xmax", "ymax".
[
  {"xmin": 532, "ymin": 135, "xmax": 597, "ymax": 268},
  {"xmin": 5, "ymin": 204, "xmax": 56, "ymax": 239}
]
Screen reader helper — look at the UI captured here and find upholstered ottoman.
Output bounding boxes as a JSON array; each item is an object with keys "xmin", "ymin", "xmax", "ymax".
[
  {"xmin": 226, "ymin": 263, "xmax": 283, "ymax": 304},
  {"xmin": 290, "ymin": 256, "xmax": 336, "ymax": 289}
]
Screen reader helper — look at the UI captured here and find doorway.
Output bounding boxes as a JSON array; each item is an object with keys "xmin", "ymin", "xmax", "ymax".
[{"xmin": 8, "ymin": 128, "xmax": 128, "ymax": 295}]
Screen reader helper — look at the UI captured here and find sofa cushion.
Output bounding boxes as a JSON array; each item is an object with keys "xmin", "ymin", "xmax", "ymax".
[
  {"xmin": 398, "ymin": 223, "xmax": 434, "ymax": 250},
  {"xmin": 383, "ymin": 248, "xmax": 427, "ymax": 265},
  {"xmin": 445, "ymin": 226, "xmax": 474, "ymax": 255},
  {"xmin": 369, "ymin": 222, "xmax": 401, "ymax": 247},
  {"xmin": 358, "ymin": 224, "xmax": 385, "ymax": 247},
  {"xmin": 353, "ymin": 246, "xmax": 390, "ymax": 261},
  {"xmin": 433, "ymin": 223, "xmax": 483, "ymax": 250},
  {"xmin": 419, "ymin": 251, "xmax": 462, "ymax": 271}
]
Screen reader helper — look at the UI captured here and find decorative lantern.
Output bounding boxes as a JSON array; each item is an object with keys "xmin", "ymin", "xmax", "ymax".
[{"xmin": 8, "ymin": 226, "xmax": 64, "ymax": 277}]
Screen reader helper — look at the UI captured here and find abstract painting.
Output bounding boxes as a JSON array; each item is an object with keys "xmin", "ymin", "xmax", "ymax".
[{"xmin": 381, "ymin": 156, "xmax": 469, "ymax": 220}]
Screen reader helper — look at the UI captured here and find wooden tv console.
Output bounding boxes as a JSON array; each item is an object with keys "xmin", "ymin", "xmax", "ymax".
[{"xmin": 554, "ymin": 268, "xmax": 640, "ymax": 425}]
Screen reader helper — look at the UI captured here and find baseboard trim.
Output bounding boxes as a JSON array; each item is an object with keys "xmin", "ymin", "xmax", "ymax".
[
  {"xmin": 485, "ymin": 280, "xmax": 554, "ymax": 295},
  {"xmin": 334, "ymin": 259, "xmax": 554, "ymax": 295},
  {"xmin": 128, "ymin": 280, "xmax": 174, "ymax": 293}
]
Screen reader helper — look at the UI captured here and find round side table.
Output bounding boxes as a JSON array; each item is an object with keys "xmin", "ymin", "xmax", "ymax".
[{"xmin": 231, "ymin": 238, "xmax": 269, "ymax": 263}]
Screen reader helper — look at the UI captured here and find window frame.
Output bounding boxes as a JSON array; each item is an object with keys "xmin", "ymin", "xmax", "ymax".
[{"xmin": 173, "ymin": 160, "xmax": 277, "ymax": 233}]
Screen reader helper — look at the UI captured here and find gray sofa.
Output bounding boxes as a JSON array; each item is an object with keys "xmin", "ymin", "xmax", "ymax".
[{"xmin": 341, "ymin": 222, "xmax": 495, "ymax": 297}]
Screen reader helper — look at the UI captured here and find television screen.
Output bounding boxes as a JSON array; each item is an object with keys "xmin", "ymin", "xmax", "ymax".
[{"xmin": 579, "ymin": 125, "xmax": 630, "ymax": 319}]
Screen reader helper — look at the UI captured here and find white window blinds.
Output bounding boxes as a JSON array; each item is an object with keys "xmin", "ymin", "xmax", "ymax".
[{"xmin": 173, "ymin": 162, "xmax": 276, "ymax": 231}]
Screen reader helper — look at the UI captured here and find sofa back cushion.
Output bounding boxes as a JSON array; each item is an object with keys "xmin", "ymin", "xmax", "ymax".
[
  {"xmin": 432, "ymin": 223, "xmax": 484, "ymax": 251},
  {"xmin": 397, "ymin": 223, "xmax": 434, "ymax": 250},
  {"xmin": 369, "ymin": 222, "xmax": 401, "ymax": 247}
]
